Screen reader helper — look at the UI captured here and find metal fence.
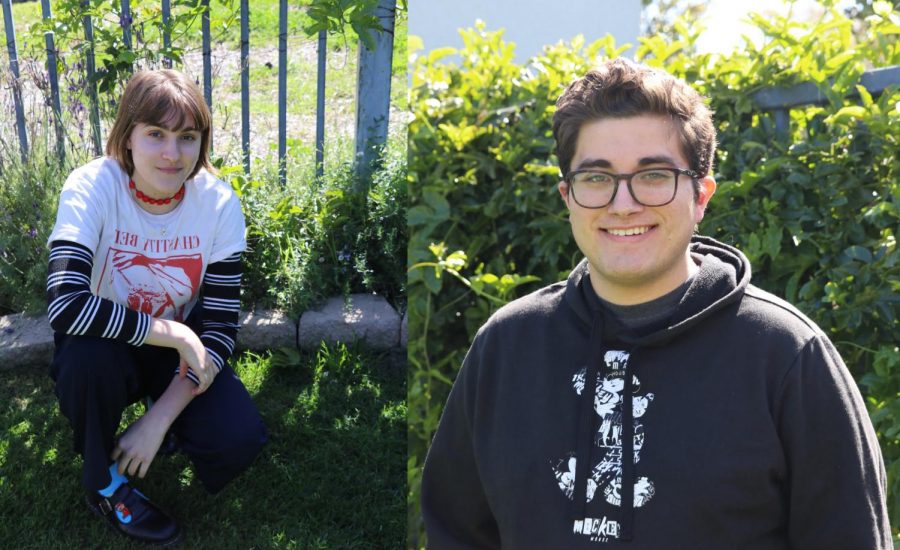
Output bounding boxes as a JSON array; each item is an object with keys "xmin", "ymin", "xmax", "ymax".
[
  {"xmin": 1, "ymin": 0, "xmax": 396, "ymax": 185},
  {"xmin": 752, "ymin": 65, "xmax": 900, "ymax": 136}
]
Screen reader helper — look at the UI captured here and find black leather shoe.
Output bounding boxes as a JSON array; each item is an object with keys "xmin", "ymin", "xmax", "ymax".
[{"xmin": 85, "ymin": 483, "xmax": 181, "ymax": 546}]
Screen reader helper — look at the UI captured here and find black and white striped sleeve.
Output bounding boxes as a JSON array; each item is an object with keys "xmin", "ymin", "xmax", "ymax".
[
  {"xmin": 46, "ymin": 240, "xmax": 151, "ymax": 345},
  {"xmin": 197, "ymin": 251, "xmax": 243, "ymax": 373}
]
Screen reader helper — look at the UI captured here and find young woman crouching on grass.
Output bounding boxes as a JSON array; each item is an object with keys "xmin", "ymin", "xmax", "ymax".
[{"xmin": 46, "ymin": 69, "xmax": 267, "ymax": 546}]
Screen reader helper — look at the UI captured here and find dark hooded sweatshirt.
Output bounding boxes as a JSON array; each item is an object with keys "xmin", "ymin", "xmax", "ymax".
[{"xmin": 422, "ymin": 236, "xmax": 890, "ymax": 549}]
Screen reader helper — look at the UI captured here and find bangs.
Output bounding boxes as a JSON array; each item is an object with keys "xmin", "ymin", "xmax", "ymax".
[{"xmin": 134, "ymin": 86, "xmax": 208, "ymax": 132}]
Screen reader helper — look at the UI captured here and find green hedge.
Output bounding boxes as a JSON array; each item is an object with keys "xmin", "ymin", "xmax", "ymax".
[{"xmin": 408, "ymin": 7, "xmax": 900, "ymax": 545}]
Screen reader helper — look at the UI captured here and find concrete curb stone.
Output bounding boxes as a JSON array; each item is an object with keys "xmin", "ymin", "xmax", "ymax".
[
  {"xmin": 0, "ymin": 313, "xmax": 55, "ymax": 371},
  {"xmin": 0, "ymin": 294, "xmax": 405, "ymax": 370},
  {"xmin": 299, "ymin": 294, "xmax": 400, "ymax": 350},
  {"xmin": 237, "ymin": 309, "xmax": 295, "ymax": 351}
]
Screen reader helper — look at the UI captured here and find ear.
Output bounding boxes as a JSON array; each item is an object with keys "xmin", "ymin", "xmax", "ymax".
[
  {"xmin": 693, "ymin": 176, "xmax": 717, "ymax": 223},
  {"xmin": 558, "ymin": 180, "xmax": 570, "ymax": 207}
]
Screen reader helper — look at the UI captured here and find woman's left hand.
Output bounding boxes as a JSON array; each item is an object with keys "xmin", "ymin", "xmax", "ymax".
[{"xmin": 111, "ymin": 414, "xmax": 168, "ymax": 478}]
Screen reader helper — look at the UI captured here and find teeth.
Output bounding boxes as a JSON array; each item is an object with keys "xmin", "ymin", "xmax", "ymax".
[{"xmin": 607, "ymin": 226, "xmax": 650, "ymax": 236}]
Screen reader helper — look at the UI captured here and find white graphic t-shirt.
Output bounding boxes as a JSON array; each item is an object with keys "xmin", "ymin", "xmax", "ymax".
[{"xmin": 48, "ymin": 157, "xmax": 246, "ymax": 322}]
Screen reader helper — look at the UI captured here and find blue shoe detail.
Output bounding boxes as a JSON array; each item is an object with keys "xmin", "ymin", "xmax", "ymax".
[{"xmin": 99, "ymin": 463, "xmax": 128, "ymax": 498}]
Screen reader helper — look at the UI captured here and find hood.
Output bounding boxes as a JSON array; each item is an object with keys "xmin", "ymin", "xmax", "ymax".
[
  {"xmin": 563, "ymin": 234, "xmax": 751, "ymax": 346},
  {"xmin": 563, "ymin": 235, "xmax": 751, "ymax": 540}
]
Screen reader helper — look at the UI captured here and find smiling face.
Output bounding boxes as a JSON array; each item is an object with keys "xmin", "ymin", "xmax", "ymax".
[
  {"xmin": 126, "ymin": 113, "xmax": 201, "ymax": 204},
  {"xmin": 558, "ymin": 115, "xmax": 716, "ymax": 305}
]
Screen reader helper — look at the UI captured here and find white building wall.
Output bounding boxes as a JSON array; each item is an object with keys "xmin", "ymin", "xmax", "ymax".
[{"xmin": 409, "ymin": 0, "xmax": 642, "ymax": 63}]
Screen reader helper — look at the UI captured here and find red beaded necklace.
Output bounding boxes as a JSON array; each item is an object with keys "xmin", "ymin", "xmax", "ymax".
[{"xmin": 129, "ymin": 180, "xmax": 185, "ymax": 206}]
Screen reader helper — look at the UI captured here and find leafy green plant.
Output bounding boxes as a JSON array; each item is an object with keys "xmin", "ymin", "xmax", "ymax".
[
  {"xmin": 21, "ymin": 0, "xmax": 233, "ymax": 114},
  {"xmin": 232, "ymin": 140, "xmax": 407, "ymax": 317},
  {"xmin": 408, "ymin": 4, "xmax": 899, "ymax": 544},
  {"xmin": 0, "ymin": 138, "xmax": 86, "ymax": 315},
  {"xmin": 304, "ymin": 0, "xmax": 407, "ymax": 50}
]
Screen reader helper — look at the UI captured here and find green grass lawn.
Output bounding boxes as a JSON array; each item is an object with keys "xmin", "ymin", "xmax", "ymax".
[{"xmin": 0, "ymin": 343, "xmax": 406, "ymax": 548}]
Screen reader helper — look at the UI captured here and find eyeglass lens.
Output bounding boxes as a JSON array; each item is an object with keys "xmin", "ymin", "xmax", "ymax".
[{"xmin": 570, "ymin": 169, "xmax": 679, "ymax": 207}]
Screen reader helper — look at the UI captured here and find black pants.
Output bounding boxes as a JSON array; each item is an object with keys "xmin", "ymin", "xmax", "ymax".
[{"xmin": 50, "ymin": 323, "xmax": 267, "ymax": 494}]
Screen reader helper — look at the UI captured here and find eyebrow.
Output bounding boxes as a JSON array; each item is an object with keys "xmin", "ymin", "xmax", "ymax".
[
  {"xmin": 145, "ymin": 123, "xmax": 200, "ymax": 133},
  {"xmin": 574, "ymin": 155, "xmax": 681, "ymax": 170}
]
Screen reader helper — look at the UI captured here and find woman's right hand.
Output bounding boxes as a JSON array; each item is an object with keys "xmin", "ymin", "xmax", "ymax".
[
  {"xmin": 175, "ymin": 328, "xmax": 218, "ymax": 395},
  {"xmin": 145, "ymin": 317, "xmax": 217, "ymax": 395}
]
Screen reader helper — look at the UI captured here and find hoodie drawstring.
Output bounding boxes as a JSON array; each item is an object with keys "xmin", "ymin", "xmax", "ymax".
[
  {"xmin": 620, "ymin": 351, "xmax": 635, "ymax": 541},
  {"xmin": 572, "ymin": 313, "xmax": 603, "ymax": 521},
  {"xmin": 571, "ymin": 310, "xmax": 638, "ymax": 542}
]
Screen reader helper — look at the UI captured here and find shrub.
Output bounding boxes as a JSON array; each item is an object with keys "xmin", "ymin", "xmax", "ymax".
[
  {"xmin": 408, "ymin": 7, "xmax": 900, "ymax": 545},
  {"xmin": 234, "ymin": 140, "xmax": 407, "ymax": 316},
  {"xmin": 0, "ymin": 140, "xmax": 86, "ymax": 315}
]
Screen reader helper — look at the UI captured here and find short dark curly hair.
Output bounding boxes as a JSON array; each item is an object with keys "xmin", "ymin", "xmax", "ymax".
[{"xmin": 553, "ymin": 58, "xmax": 716, "ymax": 193}]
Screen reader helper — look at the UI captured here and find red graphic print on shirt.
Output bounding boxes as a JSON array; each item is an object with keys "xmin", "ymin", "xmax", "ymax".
[{"xmin": 99, "ymin": 247, "xmax": 202, "ymax": 321}]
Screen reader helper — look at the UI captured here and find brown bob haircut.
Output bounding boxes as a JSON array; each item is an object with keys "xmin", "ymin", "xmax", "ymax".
[
  {"xmin": 106, "ymin": 70, "xmax": 213, "ymax": 181},
  {"xmin": 552, "ymin": 58, "xmax": 716, "ymax": 196}
]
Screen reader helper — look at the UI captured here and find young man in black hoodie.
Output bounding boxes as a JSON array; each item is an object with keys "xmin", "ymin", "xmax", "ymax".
[{"xmin": 421, "ymin": 58, "xmax": 891, "ymax": 549}]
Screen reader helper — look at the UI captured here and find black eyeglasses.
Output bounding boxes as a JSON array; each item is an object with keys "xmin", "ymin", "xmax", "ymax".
[{"xmin": 564, "ymin": 167, "xmax": 697, "ymax": 208}]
